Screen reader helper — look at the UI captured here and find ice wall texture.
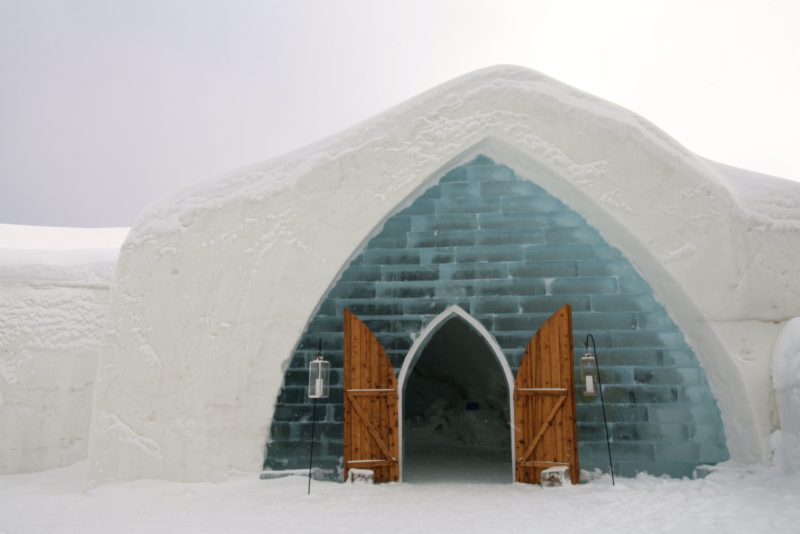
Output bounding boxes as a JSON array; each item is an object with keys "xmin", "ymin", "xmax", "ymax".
[
  {"xmin": 0, "ymin": 262, "xmax": 114, "ymax": 473},
  {"xmin": 265, "ymin": 157, "xmax": 729, "ymax": 478}
]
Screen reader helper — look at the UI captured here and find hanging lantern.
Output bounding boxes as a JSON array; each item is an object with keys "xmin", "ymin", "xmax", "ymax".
[
  {"xmin": 306, "ymin": 340, "xmax": 329, "ymax": 495},
  {"xmin": 308, "ymin": 353, "xmax": 330, "ymax": 400},
  {"xmin": 580, "ymin": 352, "xmax": 598, "ymax": 398}
]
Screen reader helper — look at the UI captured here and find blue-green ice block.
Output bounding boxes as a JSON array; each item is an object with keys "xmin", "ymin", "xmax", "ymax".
[
  {"xmin": 551, "ymin": 277, "xmax": 619, "ymax": 295},
  {"xmin": 502, "ymin": 195, "xmax": 565, "ymax": 213},
  {"xmin": 637, "ymin": 312, "xmax": 678, "ymax": 330},
  {"xmin": 436, "ymin": 281, "xmax": 476, "ymax": 298},
  {"xmin": 466, "ymin": 163, "xmax": 513, "ymax": 181},
  {"xmin": 376, "ymin": 285, "xmax": 436, "ymax": 299},
  {"xmin": 411, "ymin": 214, "xmax": 477, "ymax": 231},
  {"xmin": 440, "ymin": 263, "xmax": 509, "ymax": 280},
  {"xmin": 475, "ymin": 278, "xmax": 546, "ymax": 297},
  {"xmin": 398, "ymin": 198, "xmax": 436, "ymax": 216},
  {"xmin": 478, "ymin": 212, "xmax": 551, "ymax": 229},
  {"xmin": 509, "ymin": 261, "xmax": 579, "ymax": 278},
  {"xmin": 475, "ymin": 228, "xmax": 545, "ymax": 246},
  {"xmin": 381, "ymin": 266, "xmax": 439, "ymax": 282},
  {"xmin": 480, "ymin": 180, "xmax": 543, "ymax": 197},
  {"xmin": 440, "ymin": 182, "xmax": 482, "ymax": 198},
  {"xmin": 591, "ymin": 294, "xmax": 660, "ymax": 312},
  {"xmin": 455, "ymin": 245, "xmax": 524, "ymax": 263},
  {"xmin": 409, "ymin": 230, "xmax": 475, "ymax": 248},
  {"xmin": 526, "ymin": 244, "xmax": 595, "ymax": 261},
  {"xmin": 363, "ymin": 249, "xmax": 420, "ymax": 265},
  {"xmin": 493, "ymin": 314, "xmax": 551, "ymax": 331},
  {"xmin": 545, "ymin": 227, "xmax": 602, "ymax": 244},
  {"xmin": 436, "ymin": 197, "xmax": 502, "ymax": 214},
  {"xmin": 572, "ymin": 311, "xmax": 638, "ymax": 330}
]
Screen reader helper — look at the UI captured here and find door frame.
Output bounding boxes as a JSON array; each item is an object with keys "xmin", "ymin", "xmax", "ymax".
[{"xmin": 396, "ymin": 305, "xmax": 516, "ymax": 482}]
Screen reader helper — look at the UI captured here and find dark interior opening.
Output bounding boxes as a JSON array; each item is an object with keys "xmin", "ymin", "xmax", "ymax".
[{"xmin": 403, "ymin": 317, "xmax": 512, "ymax": 483}]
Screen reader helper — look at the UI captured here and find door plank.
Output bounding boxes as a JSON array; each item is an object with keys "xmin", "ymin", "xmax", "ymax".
[
  {"xmin": 346, "ymin": 391, "xmax": 395, "ymax": 462},
  {"xmin": 343, "ymin": 309, "xmax": 399, "ymax": 482},
  {"xmin": 514, "ymin": 304, "xmax": 579, "ymax": 484},
  {"xmin": 518, "ymin": 394, "xmax": 566, "ymax": 463}
]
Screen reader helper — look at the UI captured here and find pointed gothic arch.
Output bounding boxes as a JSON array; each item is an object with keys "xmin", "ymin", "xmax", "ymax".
[{"xmin": 397, "ymin": 305, "xmax": 516, "ymax": 481}]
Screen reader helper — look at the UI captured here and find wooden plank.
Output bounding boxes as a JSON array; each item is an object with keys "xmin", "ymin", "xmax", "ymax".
[
  {"xmin": 550, "ymin": 308, "xmax": 563, "ymax": 465},
  {"xmin": 562, "ymin": 307, "xmax": 580, "ymax": 483},
  {"xmin": 518, "ymin": 395, "xmax": 566, "ymax": 462},
  {"xmin": 346, "ymin": 460, "xmax": 394, "ymax": 468},
  {"xmin": 346, "ymin": 392, "xmax": 395, "ymax": 461},
  {"xmin": 343, "ymin": 309, "xmax": 399, "ymax": 483},
  {"xmin": 514, "ymin": 304, "xmax": 577, "ymax": 484}
]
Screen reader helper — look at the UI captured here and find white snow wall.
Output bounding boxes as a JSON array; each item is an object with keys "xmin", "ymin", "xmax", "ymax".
[
  {"xmin": 89, "ymin": 65, "xmax": 800, "ymax": 482},
  {"xmin": 772, "ymin": 318, "xmax": 800, "ymax": 473},
  {"xmin": 0, "ymin": 261, "xmax": 114, "ymax": 473}
]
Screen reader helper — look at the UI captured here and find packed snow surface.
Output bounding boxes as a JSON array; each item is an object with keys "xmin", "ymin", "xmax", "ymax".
[
  {"xmin": 0, "ymin": 224, "xmax": 127, "ymax": 473},
  {"xmin": 772, "ymin": 318, "xmax": 800, "ymax": 473},
  {"xmin": 1, "ymin": 461, "xmax": 799, "ymax": 533}
]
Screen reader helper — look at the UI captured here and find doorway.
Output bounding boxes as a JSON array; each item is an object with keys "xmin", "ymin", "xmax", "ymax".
[
  {"xmin": 342, "ymin": 305, "xmax": 578, "ymax": 484},
  {"xmin": 398, "ymin": 307, "xmax": 516, "ymax": 483}
]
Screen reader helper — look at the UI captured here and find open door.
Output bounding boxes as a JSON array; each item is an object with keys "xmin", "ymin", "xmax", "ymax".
[
  {"xmin": 343, "ymin": 309, "xmax": 399, "ymax": 482},
  {"xmin": 514, "ymin": 304, "xmax": 579, "ymax": 484}
]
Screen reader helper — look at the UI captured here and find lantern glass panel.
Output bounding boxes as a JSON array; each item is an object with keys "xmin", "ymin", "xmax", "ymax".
[
  {"xmin": 308, "ymin": 358, "xmax": 330, "ymax": 399},
  {"xmin": 580, "ymin": 354, "xmax": 597, "ymax": 398}
]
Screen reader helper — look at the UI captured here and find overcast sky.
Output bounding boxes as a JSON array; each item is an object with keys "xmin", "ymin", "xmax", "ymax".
[{"xmin": 1, "ymin": 0, "xmax": 799, "ymax": 227}]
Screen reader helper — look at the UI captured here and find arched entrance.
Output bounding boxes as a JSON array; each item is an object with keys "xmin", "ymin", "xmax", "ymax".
[
  {"xmin": 341, "ymin": 305, "xmax": 579, "ymax": 483},
  {"xmin": 398, "ymin": 306, "xmax": 515, "ymax": 483}
]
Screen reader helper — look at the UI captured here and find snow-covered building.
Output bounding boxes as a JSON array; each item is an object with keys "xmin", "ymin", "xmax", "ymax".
[{"xmin": 3, "ymin": 66, "xmax": 800, "ymax": 482}]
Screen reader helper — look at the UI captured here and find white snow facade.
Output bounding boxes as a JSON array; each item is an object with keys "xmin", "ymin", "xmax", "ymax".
[
  {"xmin": 25, "ymin": 65, "xmax": 794, "ymax": 482},
  {"xmin": 0, "ymin": 255, "xmax": 116, "ymax": 473}
]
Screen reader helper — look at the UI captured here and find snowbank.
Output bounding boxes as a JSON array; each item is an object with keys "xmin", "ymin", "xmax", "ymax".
[
  {"xmin": 772, "ymin": 318, "xmax": 800, "ymax": 473},
  {"xmin": 2, "ymin": 461, "xmax": 800, "ymax": 534},
  {"xmin": 0, "ymin": 225, "xmax": 126, "ymax": 473},
  {"xmin": 90, "ymin": 65, "xmax": 800, "ymax": 482}
]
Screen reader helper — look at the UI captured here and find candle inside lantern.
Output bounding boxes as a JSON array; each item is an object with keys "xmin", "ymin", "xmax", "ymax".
[
  {"xmin": 315, "ymin": 377, "xmax": 324, "ymax": 398},
  {"xmin": 585, "ymin": 374, "xmax": 596, "ymax": 395}
]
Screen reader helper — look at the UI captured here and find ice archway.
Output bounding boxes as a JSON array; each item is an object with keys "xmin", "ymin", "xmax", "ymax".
[{"xmin": 398, "ymin": 306, "xmax": 515, "ymax": 482}]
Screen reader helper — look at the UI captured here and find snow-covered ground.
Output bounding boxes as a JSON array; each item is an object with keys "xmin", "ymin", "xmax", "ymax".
[{"xmin": 0, "ymin": 461, "xmax": 799, "ymax": 533}]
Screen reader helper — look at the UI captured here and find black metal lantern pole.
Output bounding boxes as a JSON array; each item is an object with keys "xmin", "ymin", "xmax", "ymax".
[
  {"xmin": 307, "ymin": 339, "xmax": 329, "ymax": 495},
  {"xmin": 307, "ymin": 402, "xmax": 317, "ymax": 494},
  {"xmin": 585, "ymin": 333, "xmax": 615, "ymax": 485}
]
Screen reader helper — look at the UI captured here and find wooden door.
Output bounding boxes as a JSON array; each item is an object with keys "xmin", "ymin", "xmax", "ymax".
[
  {"xmin": 343, "ymin": 309, "xmax": 399, "ymax": 482},
  {"xmin": 514, "ymin": 304, "xmax": 579, "ymax": 484}
]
